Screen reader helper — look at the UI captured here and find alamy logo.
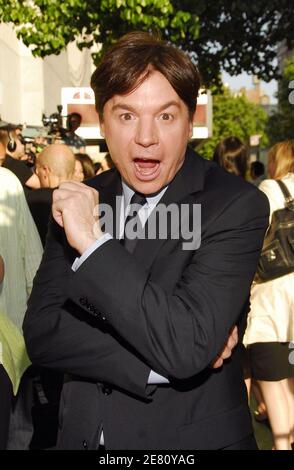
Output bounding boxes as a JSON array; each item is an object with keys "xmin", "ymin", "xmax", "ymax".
[{"xmin": 93, "ymin": 197, "xmax": 202, "ymax": 250}]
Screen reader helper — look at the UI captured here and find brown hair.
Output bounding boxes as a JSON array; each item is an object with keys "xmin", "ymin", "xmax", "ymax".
[
  {"xmin": 90, "ymin": 31, "xmax": 200, "ymax": 121},
  {"xmin": 75, "ymin": 153, "xmax": 95, "ymax": 179},
  {"xmin": 213, "ymin": 136, "xmax": 249, "ymax": 179},
  {"xmin": 268, "ymin": 140, "xmax": 294, "ymax": 179}
]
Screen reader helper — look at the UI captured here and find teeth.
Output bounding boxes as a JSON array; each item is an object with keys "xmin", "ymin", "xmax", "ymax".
[
  {"xmin": 134, "ymin": 163, "xmax": 157, "ymax": 175},
  {"xmin": 134, "ymin": 162, "xmax": 159, "ymax": 175}
]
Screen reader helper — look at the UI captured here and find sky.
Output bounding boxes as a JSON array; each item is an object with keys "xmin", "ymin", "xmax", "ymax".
[{"xmin": 222, "ymin": 71, "xmax": 278, "ymax": 104}]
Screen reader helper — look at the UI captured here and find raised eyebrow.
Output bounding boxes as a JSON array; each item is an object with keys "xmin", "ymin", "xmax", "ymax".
[
  {"xmin": 111, "ymin": 104, "xmax": 136, "ymax": 113},
  {"xmin": 111, "ymin": 101, "xmax": 181, "ymax": 114},
  {"xmin": 157, "ymin": 101, "xmax": 181, "ymax": 112}
]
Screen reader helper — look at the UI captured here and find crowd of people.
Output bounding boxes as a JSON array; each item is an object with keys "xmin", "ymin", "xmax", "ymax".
[
  {"xmin": 0, "ymin": 31, "xmax": 293, "ymax": 451},
  {"xmin": 213, "ymin": 136, "xmax": 294, "ymax": 450},
  {"xmin": 0, "ymin": 121, "xmax": 115, "ymax": 449}
]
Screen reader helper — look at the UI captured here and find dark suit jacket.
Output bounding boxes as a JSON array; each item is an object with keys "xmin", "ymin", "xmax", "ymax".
[
  {"xmin": 26, "ymin": 188, "xmax": 54, "ymax": 247},
  {"xmin": 23, "ymin": 148, "xmax": 269, "ymax": 450}
]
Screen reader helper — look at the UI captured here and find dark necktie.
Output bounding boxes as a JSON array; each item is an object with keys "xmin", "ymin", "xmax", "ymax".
[{"xmin": 121, "ymin": 192, "xmax": 147, "ymax": 253}]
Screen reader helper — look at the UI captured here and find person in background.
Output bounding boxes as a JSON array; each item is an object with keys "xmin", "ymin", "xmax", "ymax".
[
  {"xmin": 73, "ymin": 153, "xmax": 95, "ymax": 182},
  {"xmin": 244, "ymin": 140, "xmax": 294, "ymax": 450},
  {"xmin": 92, "ymin": 154, "xmax": 114, "ymax": 177},
  {"xmin": 0, "ymin": 253, "xmax": 31, "ymax": 450},
  {"xmin": 0, "ymin": 168, "xmax": 43, "ymax": 449},
  {"xmin": 213, "ymin": 135, "xmax": 267, "ymax": 430},
  {"xmin": 100, "ymin": 152, "xmax": 115, "ymax": 172},
  {"xmin": 250, "ymin": 161, "xmax": 266, "ymax": 187},
  {"xmin": 94, "ymin": 161, "xmax": 102, "ymax": 175},
  {"xmin": 0, "ymin": 168, "xmax": 43, "ymax": 331},
  {"xmin": 27, "ymin": 145, "xmax": 75, "ymax": 448},
  {"xmin": 61, "ymin": 113, "xmax": 86, "ymax": 151},
  {"xmin": 27, "ymin": 144, "xmax": 76, "ymax": 246},
  {"xmin": 73, "ymin": 157, "xmax": 84, "ymax": 182},
  {"xmin": 0, "ymin": 125, "xmax": 40, "ymax": 190},
  {"xmin": 213, "ymin": 136, "xmax": 249, "ymax": 180},
  {"xmin": 0, "ymin": 254, "xmax": 13, "ymax": 450},
  {"xmin": 35, "ymin": 143, "xmax": 75, "ymax": 189}
]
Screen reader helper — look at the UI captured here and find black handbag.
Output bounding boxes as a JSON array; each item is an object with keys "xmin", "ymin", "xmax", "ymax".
[{"xmin": 256, "ymin": 179, "xmax": 294, "ymax": 282}]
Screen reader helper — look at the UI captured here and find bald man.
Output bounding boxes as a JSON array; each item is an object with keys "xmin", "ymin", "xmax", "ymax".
[
  {"xmin": 36, "ymin": 144, "xmax": 75, "ymax": 189},
  {"xmin": 27, "ymin": 144, "xmax": 76, "ymax": 246},
  {"xmin": 25, "ymin": 145, "xmax": 75, "ymax": 447}
]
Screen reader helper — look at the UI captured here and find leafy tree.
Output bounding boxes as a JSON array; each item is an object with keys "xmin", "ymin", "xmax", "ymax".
[
  {"xmin": 196, "ymin": 88, "xmax": 268, "ymax": 160},
  {"xmin": 267, "ymin": 57, "xmax": 294, "ymax": 144},
  {"xmin": 1, "ymin": 0, "xmax": 294, "ymax": 87}
]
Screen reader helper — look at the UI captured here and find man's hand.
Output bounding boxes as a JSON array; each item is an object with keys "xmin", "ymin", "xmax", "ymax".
[
  {"xmin": 52, "ymin": 181, "xmax": 101, "ymax": 254},
  {"xmin": 211, "ymin": 326, "xmax": 238, "ymax": 369}
]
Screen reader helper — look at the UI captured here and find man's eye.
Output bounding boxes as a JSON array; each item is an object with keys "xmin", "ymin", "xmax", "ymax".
[
  {"xmin": 160, "ymin": 113, "xmax": 172, "ymax": 121},
  {"xmin": 121, "ymin": 113, "xmax": 134, "ymax": 121}
]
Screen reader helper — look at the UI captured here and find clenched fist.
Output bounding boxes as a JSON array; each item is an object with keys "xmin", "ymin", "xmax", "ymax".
[{"xmin": 52, "ymin": 181, "xmax": 101, "ymax": 254}]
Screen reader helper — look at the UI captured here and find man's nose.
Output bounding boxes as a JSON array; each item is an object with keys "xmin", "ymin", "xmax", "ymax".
[{"xmin": 134, "ymin": 118, "xmax": 158, "ymax": 147}]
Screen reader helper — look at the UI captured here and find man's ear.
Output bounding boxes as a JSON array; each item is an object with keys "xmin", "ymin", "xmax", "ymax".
[
  {"xmin": 98, "ymin": 115, "xmax": 105, "ymax": 138},
  {"xmin": 43, "ymin": 165, "xmax": 51, "ymax": 178}
]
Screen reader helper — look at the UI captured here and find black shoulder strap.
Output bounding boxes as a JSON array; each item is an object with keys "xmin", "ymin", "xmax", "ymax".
[{"xmin": 276, "ymin": 180, "xmax": 293, "ymax": 203}]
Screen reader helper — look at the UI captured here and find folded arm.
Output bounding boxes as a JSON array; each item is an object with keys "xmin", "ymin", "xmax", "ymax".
[{"xmin": 23, "ymin": 219, "xmax": 153, "ymax": 399}]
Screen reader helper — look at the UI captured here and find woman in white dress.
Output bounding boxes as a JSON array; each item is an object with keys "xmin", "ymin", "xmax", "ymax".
[{"xmin": 244, "ymin": 140, "xmax": 294, "ymax": 450}]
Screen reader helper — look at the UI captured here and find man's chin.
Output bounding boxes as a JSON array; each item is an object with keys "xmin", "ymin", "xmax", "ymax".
[{"xmin": 133, "ymin": 180, "xmax": 166, "ymax": 196}]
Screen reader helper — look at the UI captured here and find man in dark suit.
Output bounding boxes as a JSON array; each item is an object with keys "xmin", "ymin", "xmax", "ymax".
[{"xmin": 23, "ymin": 32, "xmax": 269, "ymax": 450}]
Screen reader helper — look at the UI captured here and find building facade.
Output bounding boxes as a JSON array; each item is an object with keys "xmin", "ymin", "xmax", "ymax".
[{"xmin": 0, "ymin": 23, "xmax": 93, "ymax": 126}]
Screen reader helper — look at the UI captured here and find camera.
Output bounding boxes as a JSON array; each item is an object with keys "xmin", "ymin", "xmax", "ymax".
[{"xmin": 42, "ymin": 105, "xmax": 63, "ymax": 135}]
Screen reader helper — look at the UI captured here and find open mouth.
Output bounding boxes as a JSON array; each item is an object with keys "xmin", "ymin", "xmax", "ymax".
[{"xmin": 133, "ymin": 157, "xmax": 161, "ymax": 181}]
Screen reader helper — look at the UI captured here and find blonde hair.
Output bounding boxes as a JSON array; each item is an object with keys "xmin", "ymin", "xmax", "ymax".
[{"xmin": 268, "ymin": 140, "xmax": 294, "ymax": 179}]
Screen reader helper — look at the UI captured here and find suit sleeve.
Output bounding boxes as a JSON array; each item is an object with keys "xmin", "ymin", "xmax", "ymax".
[
  {"xmin": 68, "ymin": 188, "xmax": 269, "ymax": 380},
  {"xmin": 23, "ymin": 218, "xmax": 152, "ymax": 399}
]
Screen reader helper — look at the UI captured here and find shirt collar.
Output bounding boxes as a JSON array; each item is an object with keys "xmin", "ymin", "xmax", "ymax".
[{"xmin": 121, "ymin": 180, "xmax": 168, "ymax": 210}]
